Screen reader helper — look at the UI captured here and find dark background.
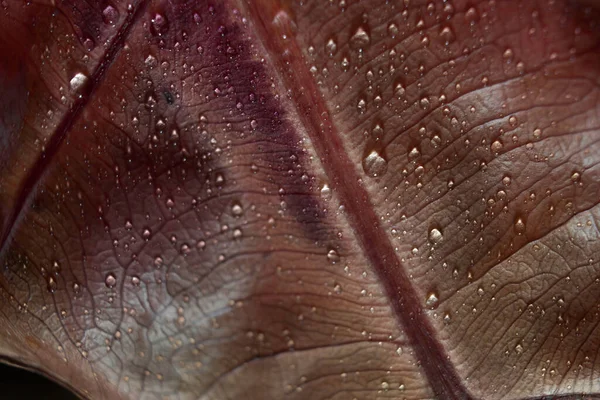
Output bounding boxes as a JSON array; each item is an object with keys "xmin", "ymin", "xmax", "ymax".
[{"xmin": 0, "ymin": 363, "xmax": 77, "ymax": 399}]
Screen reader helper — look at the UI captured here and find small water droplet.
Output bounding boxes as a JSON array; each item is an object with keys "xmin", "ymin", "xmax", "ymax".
[
  {"xmin": 327, "ymin": 248, "xmax": 340, "ymax": 264},
  {"xmin": 151, "ymin": 13, "xmax": 168, "ymax": 35},
  {"xmin": 533, "ymin": 128, "xmax": 542, "ymax": 139},
  {"xmin": 419, "ymin": 97, "xmax": 431, "ymax": 109},
  {"xmin": 349, "ymin": 26, "xmax": 370, "ymax": 50},
  {"xmin": 440, "ymin": 26, "xmax": 455, "ymax": 44},
  {"xmin": 362, "ymin": 149, "xmax": 387, "ymax": 177},
  {"xmin": 142, "ymin": 228, "xmax": 151, "ymax": 240},
  {"xmin": 231, "ymin": 202, "xmax": 244, "ymax": 217},
  {"xmin": 408, "ymin": 146, "xmax": 421, "ymax": 160},
  {"xmin": 105, "ymin": 273, "xmax": 117, "ymax": 288},
  {"xmin": 515, "ymin": 343, "xmax": 524, "ymax": 354},
  {"xmin": 102, "ymin": 5, "xmax": 119, "ymax": 25},
  {"xmin": 571, "ymin": 171, "xmax": 581, "ymax": 183},
  {"xmin": 465, "ymin": 7, "xmax": 479, "ymax": 24},
  {"xmin": 514, "ymin": 217, "xmax": 526, "ymax": 235},
  {"xmin": 145, "ymin": 55, "xmax": 158, "ymax": 68},
  {"xmin": 320, "ymin": 183, "xmax": 332, "ymax": 199},
  {"xmin": 325, "ymin": 38, "xmax": 337, "ymax": 56},
  {"xmin": 131, "ymin": 276, "xmax": 140, "ymax": 286},
  {"xmin": 233, "ymin": 228, "xmax": 243, "ymax": 239},
  {"xmin": 426, "ymin": 292, "xmax": 439, "ymax": 309},
  {"xmin": 47, "ymin": 277, "xmax": 57, "ymax": 293}
]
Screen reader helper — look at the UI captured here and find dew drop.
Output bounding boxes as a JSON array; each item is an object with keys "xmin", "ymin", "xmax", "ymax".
[
  {"xmin": 145, "ymin": 55, "xmax": 158, "ymax": 68},
  {"xmin": 69, "ymin": 73, "xmax": 88, "ymax": 92},
  {"xmin": 419, "ymin": 97, "xmax": 431, "ymax": 109},
  {"xmin": 233, "ymin": 228, "xmax": 243, "ymax": 239},
  {"xmin": 491, "ymin": 139, "xmax": 503, "ymax": 153},
  {"xmin": 465, "ymin": 7, "xmax": 479, "ymax": 24},
  {"xmin": 102, "ymin": 5, "xmax": 119, "ymax": 25},
  {"xmin": 515, "ymin": 343, "xmax": 524, "ymax": 354},
  {"xmin": 142, "ymin": 228, "xmax": 152, "ymax": 240},
  {"xmin": 362, "ymin": 149, "xmax": 387, "ymax": 177},
  {"xmin": 408, "ymin": 146, "xmax": 421, "ymax": 160},
  {"xmin": 514, "ymin": 217, "xmax": 526, "ymax": 235},
  {"xmin": 231, "ymin": 202, "xmax": 244, "ymax": 217},
  {"xmin": 180, "ymin": 243, "xmax": 191, "ymax": 255},
  {"xmin": 154, "ymin": 256, "xmax": 163, "ymax": 267},
  {"xmin": 349, "ymin": 26, "xmax": 370, "ymax": 50},
  {"xmin": 131, "ymin": 276, "xmax": 140, "ymax": 286},
  {"xmin": 105, "ymin": 273, "xmax": 117, "ymax": 288},
  {"xmin": 508, "ymin": 115, "xmax": 518, "ymax": 127},
  {"xmin": 571, "ymin": 171, "xmax": 581, "ymax": 183},
  {"xmin": 320, "ymin": 183, "xmax": 332, "ymax": 199},
  {"xmin": 426, "ymin": 292, "xmax": 439, "ymax": 309},
  {"xmin": 327, "ymin": 248, "xmax": 340, "ymax": 264},
  {"xmin": 440, "ymin": 26, "xmax": 455, "ymax": 44},
  {"xmin": 325, "ymin": 38, "xmax": 337, "ymax": 56},
  {"xmin": 533, "ymin": 128, "xmax": 542, "ymax": 139},
  {"xmin": 428, "ymin": 227, "xmax": 443, "ymax": 244},
  {"xmin": 47, "ymin": 276, "xmax": 57, "ymax": 293},
  {"xmin": 151, "ymin": 13, "xmax": 168, "ymax": 35}
]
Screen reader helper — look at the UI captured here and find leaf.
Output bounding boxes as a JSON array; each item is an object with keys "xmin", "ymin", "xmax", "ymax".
[{"xmin": 0, "ymin": 0, "xmax": 599, "ymax": 399}]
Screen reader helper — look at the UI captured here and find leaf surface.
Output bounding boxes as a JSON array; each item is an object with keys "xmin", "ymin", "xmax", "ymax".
[{"xmin": 0, "ymin": 0, "xmax": 599, "ymax": 399}]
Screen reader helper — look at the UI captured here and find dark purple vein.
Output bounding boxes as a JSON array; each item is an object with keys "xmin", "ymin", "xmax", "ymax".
[
  {"xmin": 0, "ymin": 0, "xmax": 149, "ymax": 257},
  {"xmin": 240, "ymin": 0, "xmax": 472, "ymax": 399}
]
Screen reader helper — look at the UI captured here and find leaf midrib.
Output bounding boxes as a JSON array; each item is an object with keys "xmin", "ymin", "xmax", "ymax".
[
  {"xmin": 0, "ymin": 0, "xmax": 150, "ymax": 258},
  {"xmin": 239, "ymin": 0, "xmax": 472, "ymax": 399}
]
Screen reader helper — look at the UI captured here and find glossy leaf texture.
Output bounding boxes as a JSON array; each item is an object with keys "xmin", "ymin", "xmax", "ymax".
[{"xmin": 0, "ymin": 0, "xmax": 599, "ymax": 399}]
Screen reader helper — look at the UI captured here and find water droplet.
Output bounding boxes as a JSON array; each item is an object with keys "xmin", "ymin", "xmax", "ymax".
[
  {"xmin": 69, "ymin": 72, "xmax": 88, "ymax": 92},
  {"xmin": 514, "ymin": 217, "xmax": 526, "ymax": 235},
  {"xmin": 125, "ymin": 220, "xmax": 133, "ymax": 230},
  {"xmin": 325, "ymin": 38, "xmax": 337, "ymax": 56},
  {"xmin": 502, "ymin": 175, "xmax": 512, "ymax": 186},
  {"xmin": 419, "ymin": 97, "xmax": 431, "ymax": 109},
  {"xmin": 320, "ymin": 183, "xmax": 332, "ymax": 199},
  {"xmin": 395, "ymin": 82, "xmax": 405, "ymax": 98},
  {"xmin": 426, "ymin": 292, "xmax": 439, "ymax": 309},
  {"xmin": 571, "ymin": 171, "xmax": 581, "ymax": 183},
  {"xmin": 142, "ymin": 228, "xmax": 151, "ymax": 240},
  {"xmin": 388, "ymin": 23, "xmax": 398, "ymax": 38},
  {"xmin": 357, "ymin": 98, "xmax": 366, "ymax": 113},
  {"xmin": 151, "ymin": 13, "xmax": 168, "ymax": 35},
  {"xmin": 465, "ymin": 7, "xmax": 479, "ymax": 24},
  {"xmin": 145, "ymin": 55, "xmax": 157, "ymax": 68},
  {"xmin": 491, "ymin": 139, "xmax": 503, "ymax": 153},
  {"xmin": 327, "ymin": 248, "xmax": 340, "ymax": 264},
  {"xmin": 440, "ymin": 26, "xmax": 455, "ymax": 44},
  {"xmin": 231, "ymin": 202, "xmax": 244, "ymax": 217},
  {"xmin": 508, "ymin": 115, "xmax": 518, "ymax": 127},
  {"xmin": 503, "ymin": 48, "xmax": 514, "ymax": 62},
  {"xmin": 362, "ymin": 149, "xmax": 387, "ymax": 177},
  {"xmin": 349, "ymin": 26, "xmax": 370, "ymax": 50},
  {"xmin": 105, "ymin": 273, "xmax": 117, "ymax": 288},
  {"xmin": 428, "ymin": 227, "xmax": 443, "ymax": 244},
  {"xmin": 533, "ymin": 128, "xmax": 542, "ymax": 139},
  {"xmin": 233, "ymin": 228, "xmax": 243, "ymax": 239},
  {"xmin": 47, "ymin": 277, "xmax": 57, "ymax": 293},
  {"xmin": 180, "ymin": 243, "xmax": 190, "ymax": 255},
  {"xmin": 131, "ymin": 276, "xmax": 140, "ymax": 286},
  {"xmin": 408, "ymin": 146, "xmax": 421, "ymax": 160},
  {"xmin": 515, "ymin": 343, "xmax": 524, "ymax": 354},
  {"xmin": 102, "ymin": 5, "xmax": 119, "ymax": 25}
]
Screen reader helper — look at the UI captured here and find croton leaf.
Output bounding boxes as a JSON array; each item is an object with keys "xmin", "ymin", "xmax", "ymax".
[{"xmin": 0, "ymin": 0, "xmax": 599, "ymax": 399}]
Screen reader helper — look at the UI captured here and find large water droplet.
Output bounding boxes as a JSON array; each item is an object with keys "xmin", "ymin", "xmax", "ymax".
[
  {"xmin": 69, "ymin": 73, "xmax": 88, "ymax": 92},
  {"xmin": 428, "ymin": 227, "xmax": 443, "ymax": 244},
  {"xmin": 362, "ymin": 149, "xmax": 387, "ymax": 177}
]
